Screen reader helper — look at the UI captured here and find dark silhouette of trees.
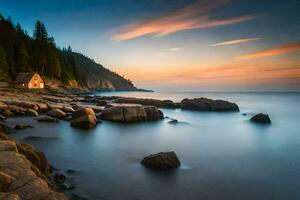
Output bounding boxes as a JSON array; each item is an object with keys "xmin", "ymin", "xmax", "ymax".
[{"xmin": 0, "ymin": 14, "xmax": 135, "ymax": 89}]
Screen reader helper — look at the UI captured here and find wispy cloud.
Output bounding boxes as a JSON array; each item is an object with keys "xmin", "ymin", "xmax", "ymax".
[
  {"xmin": 112, "ymin": 0, "xmax": 255, "ymax": 41},
  {"xmin": 236, "ymin": 42, "xmax": 300, "ymax": 59},
  {"xmin": 169, "ymin": 47, "xmax": 183, "ymax": 52},
  {"xmin": 210, "ymin": 38, "xmax": 260, "ymax": 46}
]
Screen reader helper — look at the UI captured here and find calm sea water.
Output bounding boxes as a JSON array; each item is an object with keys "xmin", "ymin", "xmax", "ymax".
[{"xmin": 7, "ymin": 92, "xmax": 300, "ymax": 200}]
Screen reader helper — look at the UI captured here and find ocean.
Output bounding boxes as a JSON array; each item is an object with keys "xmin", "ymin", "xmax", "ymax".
[{"xmin": 7, "ymin": 92, "xmax": 300, "ymax": 200}]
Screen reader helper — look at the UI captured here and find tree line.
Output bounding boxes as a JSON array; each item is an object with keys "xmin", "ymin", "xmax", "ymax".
[{"xmin": 0, "ymin": 14, "xmax": 135, "ymax": 90}]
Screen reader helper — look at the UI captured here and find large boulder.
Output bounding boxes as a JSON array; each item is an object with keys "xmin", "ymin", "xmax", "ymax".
[
  {"xmin": 141, "ymin": 151, "xmax": 181, "ymax": 170},
  {"xmin": 100, "ymin": 105, "xmax": 147, "ymax": 123},
  {"xmin": 0, "ymin": 140, "xmax": 68, "ymax": 200},
  {"xmin": 71, "ymin": 115, "xmax": 97, "ymax": 129},
  {"xmin": 180, "ymin": 98, "xmax": 239, "ymax": 112},
  {"xmin": 46, "ymin": 109, "xmax": 66, "ymax": 119},
  {"xmin": 144, "ymin": 106, "xmax": 164, "ymax": 120},
  {"xmin": 70, "ymin": 108, "xmax": 97, "ymax": 129},
  {"xmin": 72, "ymin": 108, "xmax": 95, "ymax": 120},
  {"xmin": 250, "ymin": 113, "xmax": 271, "ymax": 124}
]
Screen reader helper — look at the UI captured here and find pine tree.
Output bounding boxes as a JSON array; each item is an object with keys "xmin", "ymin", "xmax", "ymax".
[
  {"xmin": 16, "ymin": 43, "xmax": 29, "ymax": 72},
  {"xmin": 33, "ymin": 20, "xmax": 48, "ymax": 42},
  {"xmin": 16, "ymin": 23, "xmax": 23, "ymax": 33},
  {"xmin": 0, "ymin": 45, "xmax": 9, "ymax": 76}
]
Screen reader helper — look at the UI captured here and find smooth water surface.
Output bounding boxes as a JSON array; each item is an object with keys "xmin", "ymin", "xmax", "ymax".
[{"xmin": 7, "ymin": 92, "xmax": 300, "ymax": 200}]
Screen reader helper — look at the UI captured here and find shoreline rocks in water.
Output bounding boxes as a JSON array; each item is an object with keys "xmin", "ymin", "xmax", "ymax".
[
  {"xmin": 100, "ymin": 105, "xmax": 164, "ymax": 123},
  {"xmin": 250, "ymin": 113, "xmax": 271, "ymax": 124},
  {"xmin": 141, "ymin": 151, "xmax": 181, "ymax": 170},
  {"xmin": 180, "ymin": 98, "xmax": 239, "ymax": 111},
  {"xmin": 70, "ymin": 108, "xmax": 97, "ymax": 129},
  {"xmin": 0, "ymin": 135, "xmax": 68, "ymax": 200}
]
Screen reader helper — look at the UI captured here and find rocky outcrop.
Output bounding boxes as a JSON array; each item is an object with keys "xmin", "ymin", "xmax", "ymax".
[
  {"xmin": 250, "ymin": 113, "xmax": 271, "ymax": 124},
  {"xmin": 141, "ymin": 151, "xmax": 181, "ymax": 170},
  {"xmin": 180, "ymin": 98, "xmax": 239, "ymax": 111},
  {"xmin": 113, "ymin": 97, "xmax": 176, "ymax": 108},
  {"xmin": 100, "ymin": 105, "xmax": 163, "ymax": 123},
  {"xmin": 0, "ymin": 139, "xmax": 68, "ymax": 200},
  {"xmin": 70, "ymin": 108, "xmax": 97, "ymax": 129}
]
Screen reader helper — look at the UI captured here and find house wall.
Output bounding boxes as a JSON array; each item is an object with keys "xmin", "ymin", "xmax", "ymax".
[{"xmin": 28, "ymin": 73, "xmax": 44, "ymax": 89}]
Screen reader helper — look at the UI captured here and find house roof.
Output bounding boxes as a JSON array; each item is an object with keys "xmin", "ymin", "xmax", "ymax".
[{"xmin": 15, "ymin": 72, "xmax": 38, "ymax": 84}]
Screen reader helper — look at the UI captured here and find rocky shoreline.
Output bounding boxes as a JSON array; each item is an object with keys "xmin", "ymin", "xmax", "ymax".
[{"xmin": 0, "ymin": 87, "xmax": 245, "ymax": 199}]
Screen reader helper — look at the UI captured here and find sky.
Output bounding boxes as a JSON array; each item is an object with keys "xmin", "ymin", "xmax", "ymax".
[{"xmin": 1, "ymin": 0, "xmax": 300, "ymax": 92}]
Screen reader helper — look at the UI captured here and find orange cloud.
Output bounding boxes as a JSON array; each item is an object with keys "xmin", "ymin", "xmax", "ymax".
[
  {"xmin": 210, "ymin": 38, "xmax": 260, "ymax": 46},
  {"xmin": 112, "ymin": 0, "xmax": 254, "ymax": 41},
  {"xmin": 237, "ymin": 42, "xmax": 300, "ymax": 59}
]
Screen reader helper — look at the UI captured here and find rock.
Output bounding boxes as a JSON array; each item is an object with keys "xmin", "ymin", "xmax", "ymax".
[
  {"xmin": 250, "ymin": 113, "xmax": 271, "ymax": 124},
  {"xmin": 36, "ymin": 116, "xmax": 59, "ymax": 123},
  {"xmin": 180, "ymin": 98, "xmax": 239, "ymax": 112},
  {"xmin": 63, "ymin": 116, "xmax": 72, "ymax": 121},
  {"xmin": 168, "ymin": 119, "xmax": 179, "ymax": 124},
  {"xmin": 59, "ymin": 183, "xmax": 75, "ymax": 191},
  {"xmin": 71, "ymin": 115, "xmax": 97, "ymax": 129},
  {"xmin": 96, "ymin": 100, "xmax": 107, "ymax": 106},
  {"xmin": 141, "ymin": 151, "xmax": 181, "ymax": 170},
  {"xmin": 0, "ymin": 171, "xmax": 15, "ymax": 192},
  {"xmin": 0, "ymin": 132, "xmax": 8, "ymax": 140},
  {"xmin": 242, "ymin": 113, "xmax": 247, "ymax": 116},
  {"xmin": 72, "ymin": 108, "xmax": 95, "ymax": 120},
  {"xmin": 65, "ymin": 169, "xmax": 79, "ymax": 174},
  {"xmin": 0, "ymin": 123, "xmax": 12, "ymax": 134},
  {"xmin": 46, "ymin": 109, "xmax": 66, "ymax": 119},
  {"xmin": 114, "ymin": 97, "xmax": 176, "ymax": 108},
  {"xmin": 19, "ymin": 143, "xmax": 35, "ymax": 151},
  {"xmin": 35, "ymin": 151, "xmax": 51, "ymax": 177},
  {"xmin": 36, "ymin": 103, "xmax": 49, "ymax": 112},
  {"xmin": 144, "ymin": 106, "xmax": 164, "ymax": 120},
  {"xmin": 62, "ymin": 106, "xmax": 74, "ymax": 113},
  {"xmin": 71, "ymin": 108, "xmax": 97, "ymax": 129},
  {"xmin": 0, "ymin": 140, "xmax": 17, "ymax": 152},
  {"xmin": 0, "ymin": 140, "xmax": 68, "ymax": 200},
  {"xmin": 0, "ymin": 193, "xmax": 20, "ymax": 200},
  {"xmin": 54, "ymin": 173, "xmax": 66, "ymax": 184},
  {"xmin": 27, "ymin": 109, "xmax": 39, "ymax": 117},
  {"xmin": 14, "ymin": 124, "xmax": 33, "ymax": 130},
  {"xmin": 7, "ymin": 105, "xmax": 27, "ymax": 115},
  {"xmin": 100, "ymin": 105, "xmax": 147, "ymax": 123},
  {"xmin": 0, "ymin": 115, "xmax": 6, "ymax": 121}
]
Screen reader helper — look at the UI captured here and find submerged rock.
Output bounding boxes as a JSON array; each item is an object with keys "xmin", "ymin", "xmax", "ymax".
[
  {"xmin": 141, "ymin": 151, "xmax": 181, "ymax": 170},
  {"xmin": 168, "ymin": 119, "xmax": 179, "ymax": 124},
  {"xmin": 36, "ymin": 116, "xmax": 59, "ymax": 123},
  {"xmin": 180, "ymin": 98, "xmax": 239, "ymax": 112},
  {"xmin": 54, "ymin": 173, "xmax": 66, "ymax": 184},
  {"xmin": 114, "ymin": 97, "xmax": 176, "ymax": 108},
  {"xmin": 14, "ymin": 124, "xmax": 33, "ymax": 130},
  {"xmin": 250, "ymin": 113, "xmax": 271, "ymax": 124}
]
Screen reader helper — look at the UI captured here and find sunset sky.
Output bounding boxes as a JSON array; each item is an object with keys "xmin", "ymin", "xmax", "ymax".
[{"xmin": 1, "ymin": 0, "xmax": 300, "ymax": 91}]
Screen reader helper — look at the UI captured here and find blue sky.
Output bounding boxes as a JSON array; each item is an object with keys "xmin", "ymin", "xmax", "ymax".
[{"xmin": 1, "ymin": 0, "xmax": 300, "ymax": 91}]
